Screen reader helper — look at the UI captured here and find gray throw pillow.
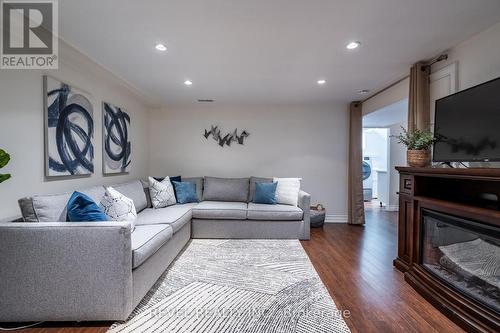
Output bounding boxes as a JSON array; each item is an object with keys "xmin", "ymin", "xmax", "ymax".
[{"xmin": 202, "ymin": 177, "xmax": 250, "ymax": 202}]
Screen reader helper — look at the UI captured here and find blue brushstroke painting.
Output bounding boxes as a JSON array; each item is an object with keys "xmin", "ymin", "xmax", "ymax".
[
  {"xmin": 45, "ymin": 76, "xmax": 94, "ymax": 176},
  {"xmin": 103, "ymin": 102, "xmax": 131, "ymax": 174}
]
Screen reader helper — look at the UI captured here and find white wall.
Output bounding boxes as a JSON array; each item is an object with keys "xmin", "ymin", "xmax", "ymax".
[
  {"xmin": 432, "ymin": 21, "xmax": 500, "ymax": 91},
  {"xmin": 148, "ymin": 103, "xmax": 349, "ymax": 222},
  {"xmin": 388, "ymin": 123, "xmax": 407, "ymax": 209},
  {"xmin": 0, "ymin": 41, "xmax": 151, "ymax": 220},
  {"xmin": 362, "ymin": 78, "xmax": 410, "ymax": 116},
  {"xmin": 430, "ymin": 21, "xmax": 500, "ymax": 168},
  {"xmin": 363, "ymin": 128, "xmax": 389, "ymax": 171}
]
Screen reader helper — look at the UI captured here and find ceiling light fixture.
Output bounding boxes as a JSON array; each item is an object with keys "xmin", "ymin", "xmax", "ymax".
[
  {"xmin": 155, "ymin": 43, "xmax": 167, "ymax": 51},
  {"xmin": 357, "ymin": 89, "xmax": 370, "ymax": 95},
  {"xmin": 346, "ymin": 41, "xmax": 361, "ymax": 50},
  {"xmin": 184, "ymin": 80, "xmax": 193, "ymax": 86},
  {"xmin": 317, "ymin": 79, "xmax": 327, "ymax": 85}
]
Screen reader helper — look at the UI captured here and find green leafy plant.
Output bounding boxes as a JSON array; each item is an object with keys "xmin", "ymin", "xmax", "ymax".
[
  {"xmin": 0, "ymin": 149, "xmax": 11, "ymax": 184},
  {"xmin": 392, "ymin": 127, "xmax": 438, "ymax": 150}
]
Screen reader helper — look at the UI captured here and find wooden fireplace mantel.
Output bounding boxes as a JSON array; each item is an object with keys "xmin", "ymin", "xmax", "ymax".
[{"xmin": 394, "ymin": 167, "xmax": 500, "ymax": 333}]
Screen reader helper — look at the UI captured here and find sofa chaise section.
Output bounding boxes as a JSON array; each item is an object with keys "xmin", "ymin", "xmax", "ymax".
[{"xmin": 0, "ymin": 180, "xmax": 190, "ymax": 322}]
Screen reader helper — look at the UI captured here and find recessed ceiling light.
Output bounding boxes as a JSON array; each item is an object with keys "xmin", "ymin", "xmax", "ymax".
[
  {"xmin": 184, "ymin": 80, "xmax": 193, "ymax": 86},
  {"xmin": 155, "ymin": 43, "xmax": 167, "ymax": 51},
  {"xmin": 346, "ymin": 41, "xmax": 361, "ymax": 50},
  {"xmin": 317, "ymin": 79, "xmax": 327, "ymax": 85},
  {"xmin": 357, "ymin": 89, "xmax": 370, "ymax": 95}
]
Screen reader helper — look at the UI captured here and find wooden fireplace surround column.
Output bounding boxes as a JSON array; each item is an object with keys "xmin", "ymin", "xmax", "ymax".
[{"xmin": 394, "ymin": 167, "xmax": 500, "ymax": 333}]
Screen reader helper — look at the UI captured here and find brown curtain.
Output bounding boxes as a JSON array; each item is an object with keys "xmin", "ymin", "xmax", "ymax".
[
  {"xmin": 348, "ymin": 102, "xmax": 365, "ymax": 225},
  {"xmin": 408, "ymin": 62, "xmax": 431, "ymax": 132}
]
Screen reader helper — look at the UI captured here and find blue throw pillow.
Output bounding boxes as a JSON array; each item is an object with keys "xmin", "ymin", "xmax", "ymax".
[
  {"xmin": 67, "ymin": 191, "xmax": 108, "ymax": 222},
  {"xmin": 253, "ymin": 182, "xmax": 278, "ymax": 204},
  {"xmin": 172, "ymin": 181, "xmax": 199, "ymax": 204}
]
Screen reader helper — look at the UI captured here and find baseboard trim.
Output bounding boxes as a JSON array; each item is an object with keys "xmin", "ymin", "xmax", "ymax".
[{"xmin": 324, "ymin": 215, "xmax": 348, "ymax": 223}]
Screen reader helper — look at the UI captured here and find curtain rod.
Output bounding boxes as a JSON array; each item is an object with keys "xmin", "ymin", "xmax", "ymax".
[
  {"xmin": 361, "ymin": 75, "xmax": 409, "ymax": 104},
  {"xmin": 361, "ymin": 53, "xmax": 447, "ymax": 104}
]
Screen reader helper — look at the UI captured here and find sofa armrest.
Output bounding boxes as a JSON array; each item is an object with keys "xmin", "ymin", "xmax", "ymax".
[
  {"xmin": 298, "ymin": 190, "xmax": 311, "ymax": 240},
  {"xmin": 0, "ymin": 222, "xmax": 133, "ymax": 322}
]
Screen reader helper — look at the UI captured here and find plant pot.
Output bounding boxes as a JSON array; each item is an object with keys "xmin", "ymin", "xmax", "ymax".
[{"xmin": 407, "ymin": 149, "xmax": 430, "ymax": 167}]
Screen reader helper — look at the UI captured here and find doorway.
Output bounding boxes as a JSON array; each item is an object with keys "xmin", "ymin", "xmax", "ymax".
[{"xmin": 362, "ymin": 99, "xmax": 408, "ymax": 211}]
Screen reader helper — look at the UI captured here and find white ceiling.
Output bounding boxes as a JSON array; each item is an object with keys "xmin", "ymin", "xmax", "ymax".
[
  {"xmin": 363, "ymin": 99, "xmax": 408, "ymax": 128},
  {"xmin": 59, "ymin": 0, "xmax": 500, "ymax": 106}
]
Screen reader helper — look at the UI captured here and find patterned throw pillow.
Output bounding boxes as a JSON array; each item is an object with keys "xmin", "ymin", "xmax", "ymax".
[
  {"xmin": 148, "ymin": 176, "xmax": 176, "ymax": 208},
  {"xmin": 99, "ymin": 187, "xmax": 137, "ymax": 229},
  {"xmin": 273, "ymin": 177, "xmax": 302, "ymax": 206}
]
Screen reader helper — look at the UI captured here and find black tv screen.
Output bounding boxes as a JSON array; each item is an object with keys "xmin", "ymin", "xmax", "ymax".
[{"xmin": 433, "ymin": 77, "xmax": 500, "ymax": 162}]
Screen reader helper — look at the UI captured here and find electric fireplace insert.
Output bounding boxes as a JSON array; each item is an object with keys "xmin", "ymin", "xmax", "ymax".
[{"xmin": 421, "ymin": 209, "xmax": 500, "ymax": 314}]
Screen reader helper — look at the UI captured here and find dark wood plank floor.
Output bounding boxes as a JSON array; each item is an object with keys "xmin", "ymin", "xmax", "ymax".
[{"xmin": 4, "ymin": 210, "xmax": 462, "ymax": 333}]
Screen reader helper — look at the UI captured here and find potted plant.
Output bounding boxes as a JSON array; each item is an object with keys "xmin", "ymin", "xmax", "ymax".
[
  {"xmin": 393, "ymin": 127, "xmax": 438, "ymax": 167},
  {"xmin": 0, "ymin": 149, "xmax": 11, "ymax": 184}
]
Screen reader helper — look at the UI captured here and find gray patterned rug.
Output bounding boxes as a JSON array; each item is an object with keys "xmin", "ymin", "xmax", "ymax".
[{"xmin": 109, "ymin": 239, "xmax": 350, "ymax": 333}]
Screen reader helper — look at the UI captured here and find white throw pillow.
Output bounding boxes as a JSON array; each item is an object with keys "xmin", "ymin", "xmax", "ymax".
[
  {"xmin": 273, "ymin": 177, "xmax": 302, "ymax": 206},
  {"xmin": 148, "ymin": 176, "xmax": 176, "ymax": 208},
  {"xmin": 100, "ymin": 187, "xmax": 137, "ymax": 229}
]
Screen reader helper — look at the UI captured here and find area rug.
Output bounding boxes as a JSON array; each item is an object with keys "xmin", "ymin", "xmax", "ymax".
[{"xmin": 109, "ymin": 239, "xmax": 350, "ymax": 333}]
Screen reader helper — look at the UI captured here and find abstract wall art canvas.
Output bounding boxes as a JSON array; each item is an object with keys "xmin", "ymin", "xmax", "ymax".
[
  {"xmin": 44, "ymin": 76, "xmax": 94, "ymax": 177},
  {"xmin": 102, "ymin": 102, "xmax": 131, "ymax": 174}
]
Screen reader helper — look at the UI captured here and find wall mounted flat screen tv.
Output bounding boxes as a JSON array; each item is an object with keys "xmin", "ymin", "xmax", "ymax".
[{"xmin": 433, "ymin": 77, "xmax": 500, "ymax": 162}]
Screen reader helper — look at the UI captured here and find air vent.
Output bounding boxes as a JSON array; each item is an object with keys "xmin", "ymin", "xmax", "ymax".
[{"xmin": 197, "ymin": 99, "xmax": 214, "ymax": 103}]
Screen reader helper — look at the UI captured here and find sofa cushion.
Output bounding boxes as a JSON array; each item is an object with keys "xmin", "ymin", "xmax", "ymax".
[
  {"xmin": 136, "ymin": 203, "xmax": 196, "ymax": 233},
  {"xmin": 18, "ymin": 197, "xmax": 37, "ymax": 222},
  {"xmin": 247, "ymin": 203, "xmax": 303, "ymax": 221},
  {"xmin": 249, "ymin": 177, "xmax": 273, "ymax": 202},
  {"xmin": 183, "ymin": 177, "xmax": 203, "ymax": 201},
  {"xmin": 112, "ymin": 180, "xmax": 148, "ymax": 213},
  {"xmin": 192, "ymin": 201, "xmax": 248, "ymax": 220},
  {"xmin": 131, "ymin": 224, "xmax": 173, "ymax": 269},
  {"xmin": 202, "ymin": 177, "xmax": 249, "ymax": 202},
  {"xmin": 140, "ymin": 180, "xmax": 152, "ymax": 208},
  {"xmin": 30, "ymin": 186, "xmax": 105, "ymax": 222}
]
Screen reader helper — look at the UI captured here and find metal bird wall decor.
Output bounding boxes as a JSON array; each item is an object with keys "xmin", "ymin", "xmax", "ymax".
[{"xmin": 203, "ymin": 125, "xmax": 250, "ymax": 147}]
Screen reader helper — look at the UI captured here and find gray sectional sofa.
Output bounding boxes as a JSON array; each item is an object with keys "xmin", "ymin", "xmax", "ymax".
[{"xmin": 0, "ymin": 176, "xmax": 310, "ymax": 322}]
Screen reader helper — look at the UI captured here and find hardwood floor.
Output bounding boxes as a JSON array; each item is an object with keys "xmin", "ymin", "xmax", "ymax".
[
  {"xmin": 301, "ymin": 210, "xmax": 463, "ymax": 333},
  {"xmin": 4, "ymin": 210, "xmax": 462, "ymax": 333}
]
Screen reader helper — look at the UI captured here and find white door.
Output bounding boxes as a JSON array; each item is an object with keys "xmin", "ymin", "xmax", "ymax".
[{"xmin": 430, "ymin": 63, "xmax": 458, "ymax": 130}]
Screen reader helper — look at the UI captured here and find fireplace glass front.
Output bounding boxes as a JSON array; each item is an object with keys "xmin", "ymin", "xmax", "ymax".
[{"xmin": 421, "ymin": 209, "xmax": 500, "ymax": 313}]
